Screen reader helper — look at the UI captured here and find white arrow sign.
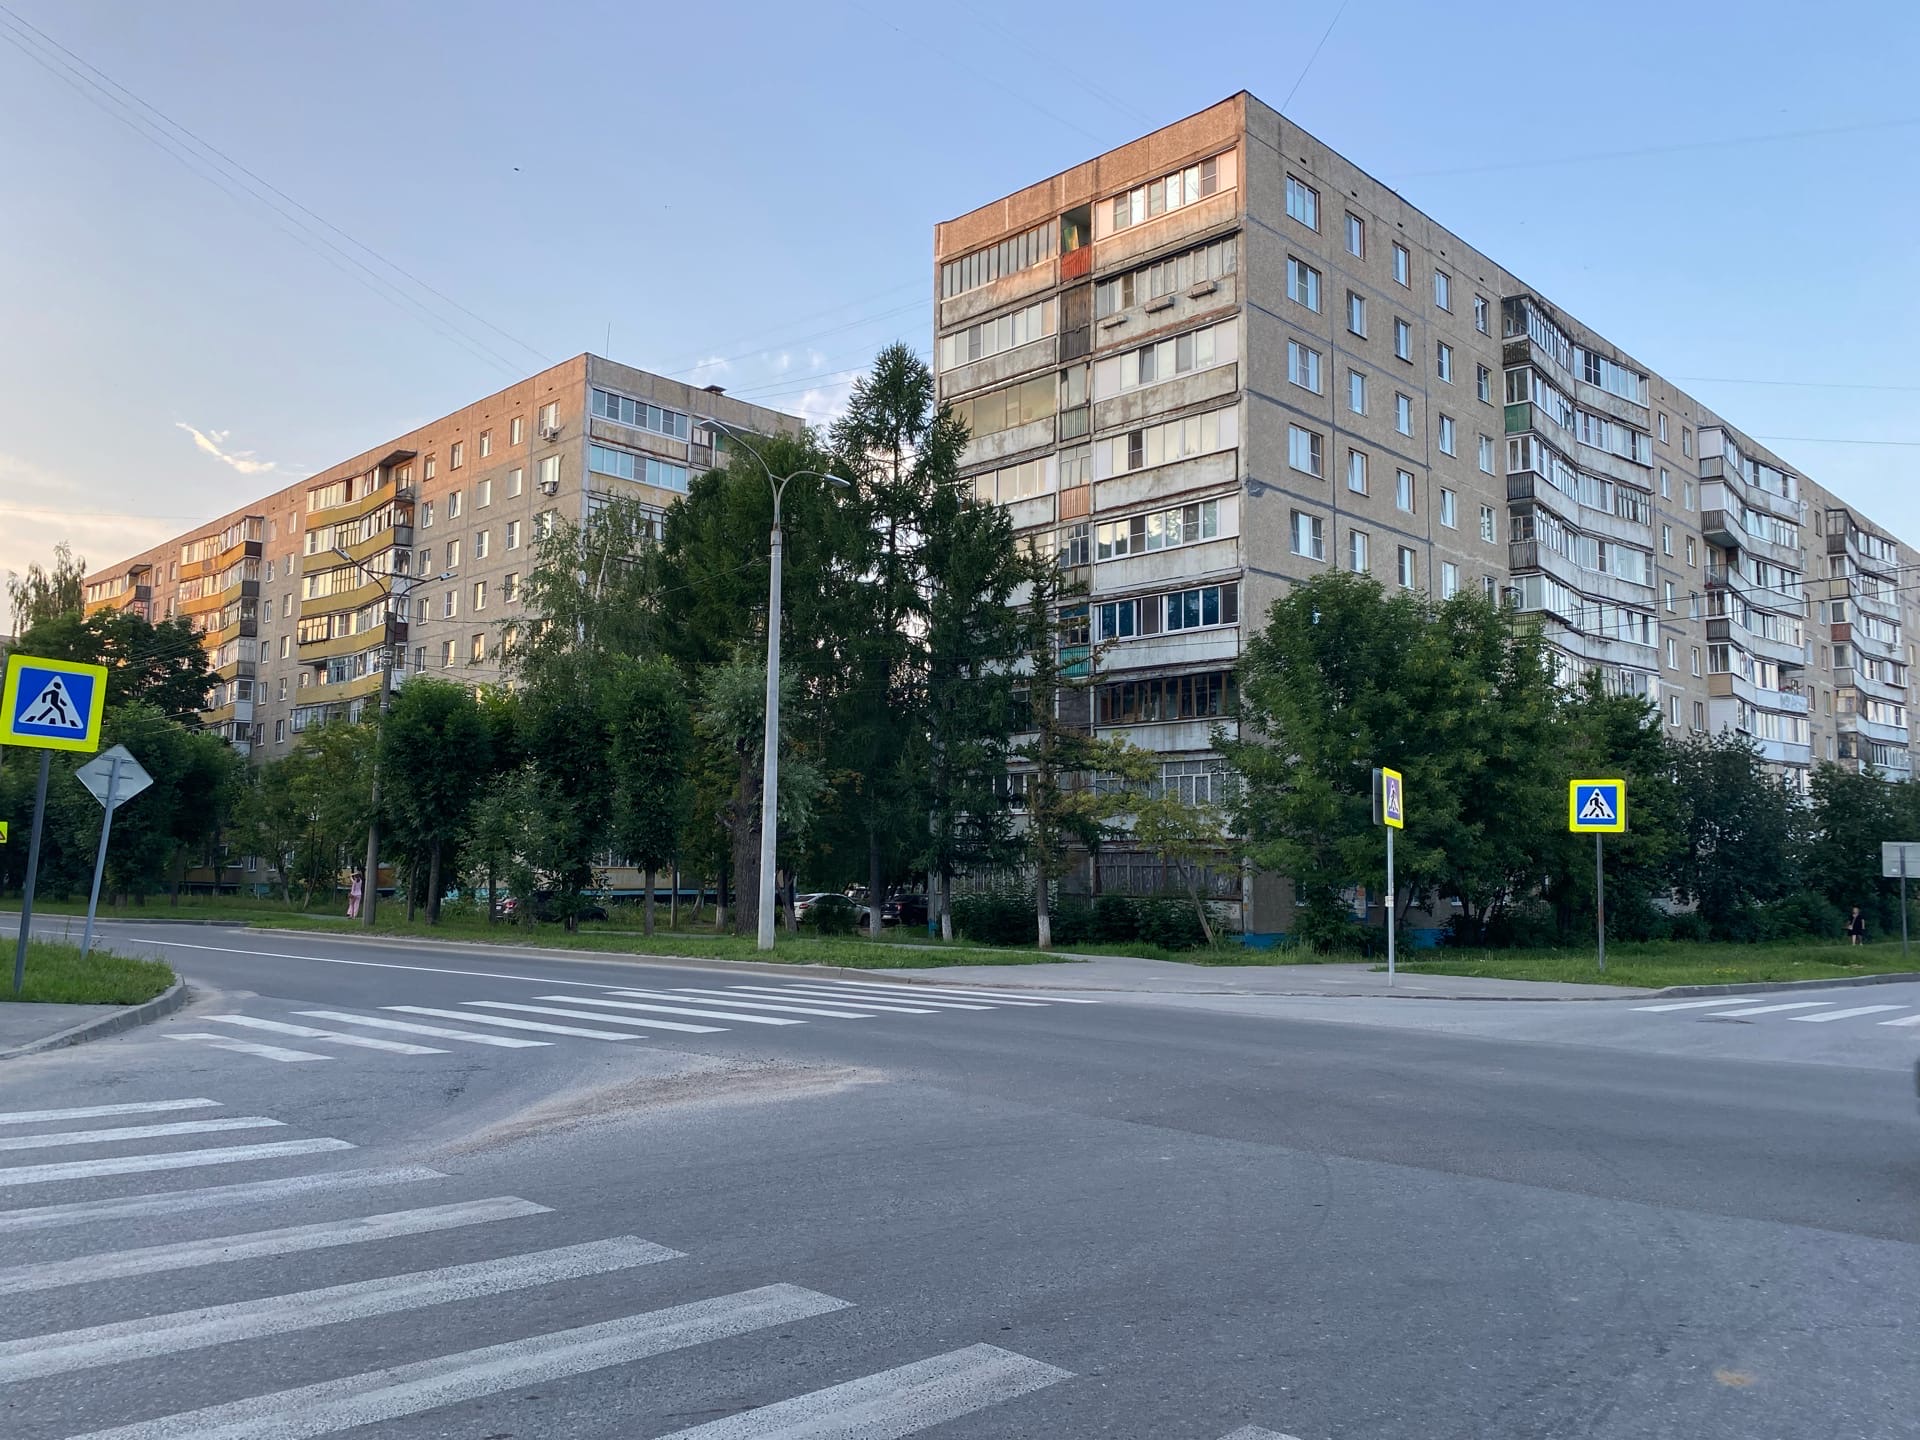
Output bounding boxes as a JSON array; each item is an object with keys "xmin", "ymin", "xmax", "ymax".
[{"xmin": 73, "ymin": 745, "xmax": 153, "ymax": 811}]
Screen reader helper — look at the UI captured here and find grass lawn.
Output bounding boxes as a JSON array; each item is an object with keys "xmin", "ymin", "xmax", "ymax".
[
  {"xmin": 8, "ymin": 893, "xmax": 352, "ymax": 923},
  {"xmin": 1394, "ymin": 938, "xmax": 1920, "ymax": 990},
  {"xmin": 1, "ymin": 940, "xmax": 176, "ymax": 1005}
]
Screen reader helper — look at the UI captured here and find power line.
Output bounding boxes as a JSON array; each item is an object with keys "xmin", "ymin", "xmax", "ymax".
[
  {"xmin": 1752, "ymin": 435, "xmax": 1920, "ymax": 448},
  {"xmin": 1399, "ymin": 115, "xmax": 1920, "ymax": 179},
  {"xmin": 1674, "ymin": 375, "xmax": 1920, "ymax": 395},
  {"xmin": 1280, "ymin": 0, "xmax": 1350, "ymax": 115}
]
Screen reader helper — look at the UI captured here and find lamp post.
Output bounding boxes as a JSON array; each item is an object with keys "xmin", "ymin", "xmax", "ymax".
[
  {"xmin": 700, "ymin": 418, "xmax": 848, "ymax": 950},
  {"xmin": 332, "ymin": 548, "xmax": 453, "ymax": 927}
]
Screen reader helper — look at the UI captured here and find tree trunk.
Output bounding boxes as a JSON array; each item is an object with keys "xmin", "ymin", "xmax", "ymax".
[
  {"xmin": 642, "ymin": 867, "xmax": 655, "ymax": 936},
  {"xmin": 487, "ymin": 860, "xmax": 497, "ymax": 925},
  {"xmin": 780, "ymin": 870, "xmax": 797, "ymax": 933},
  {"xmin": 867, "ymin": 832, "xmax": 884, "ymax": 939},
  {"xmin": 1037, "ymin": 881, "xmax": 1052, "ymax": 951},
  {"xmin": 426, "ymin": 841, "xmax": 443, "ymax": 924},
  {"xmin": 1185, "ymin": 862, "xmax": 1214, "ymax": 945},
  {"xmin": 406, "ymin": 861, "xmax": 418, "ymax": 923},
  {"xmin": 669, "ymin": 859, "xmax": 679, "ymax": 931},
  {"xmin": 716, "ymin": 857, "xmax": 728, "ymax": 933},
  {"xmin": 938, "ymin": 869, "xmax": 954, "ymax": 942}
]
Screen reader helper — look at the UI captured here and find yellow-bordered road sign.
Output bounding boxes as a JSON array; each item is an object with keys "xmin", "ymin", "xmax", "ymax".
[
  {"xmin": 1381, "ymin": 767, "xmax": 1405, "ymax": 829},
  {"xmin": 2, "ymin": 654, "xmax": 109, "ymax": 754},
  {"xmin": 1569, "ymin": 778, "xmax": 1626, "ymax": 833}
]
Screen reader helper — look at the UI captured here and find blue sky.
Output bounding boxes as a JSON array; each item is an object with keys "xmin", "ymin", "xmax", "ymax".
[{"xmin": 2, "ymin": 0, "xmax": 1916, "ymax": 585}]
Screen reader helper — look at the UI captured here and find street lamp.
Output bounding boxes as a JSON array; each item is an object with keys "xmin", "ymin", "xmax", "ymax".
[
  {"xmin": 332, "ymin": 547, "xmax": 454, "ymax": 927},
  {"xmin": 700, "ymin": 417, "xmax": 849, "ymax": 950}
]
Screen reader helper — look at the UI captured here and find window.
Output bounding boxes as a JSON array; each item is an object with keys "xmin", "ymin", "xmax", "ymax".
[
  {"xmin": 443, "ymin": 589, "xmax": 458, "ymax": 619},
  {"xmin": 1667, "ymin": 638, "xmax": 1678, "ymax": 669},
  {"xmin": 507, "ymin": 467, "xmax": 523, "ymax": 498},
  {"xmin": 1392, "ymin": 243, "xmax": 1409, "ymax": 286},
  {"xmin": 474, "ymin": 529, "xmax": 489, "ymax": 560},
  {"xmin": 473, "ymin": 580, "xmax": 487, "ymax": 611},
  {"xmin": 1682, "ymin": 479, "xmax": 1695, "ymax": 511},
  {"xmin": 1685, "ymin": 537, "xmax": 1696, "ymax": 566},
  {"xmin": 1291, "ymin": 512, "xmax": 1325, "ymax": 561},
  {"xmin": 1286, "ymin": 175, "xmax": 1319, "ymax": 229},
  {"xmin": 1484, "ymin": 575, "xmax": 1498, "ymax": 601},
  {"xmin": 1441, "ymin": 561, "xmax": 1459, "ymax": 599},
  {"xmin": 1659, "ymin": 468, "xmax": 1671, "ymax": 499},
  {"xmin": 1287, "ymin": 340, "xmax": 1323, "ymax": 393},
  {"xmin": 503, "ymin": 571, "xmax": 521, "ymax": 604},
  {"xmin": 1682, "ymin": 426, "xmax": 1693, "ymax": 457},
  {"xmin": 1288, "ymin": 425, "xmax": 1323, "ymax": 477},
  {"xmin": 442, "ymin": 640, "xmax": 456, "ymax": 668},
  {"xmin": 274, "ymin": 718, "xmax": 285, "ymax": 744},
  {"xmin": 424, "ymin": 456, "xmax": 436, "ymax": 481},
  {"xmin": 279, "ymin": 634, "xmax": 290, "ymax": 659},
  {"xmin": 1476, "ymin": 364, "xmax": 1492, "ymax": 403},
  {"xmin": 1439, "ymin": 488, "xmax": 1457, "ymax": 528},
  {"xmin": 1287, "ymin": 257, "xmax": 1321, "ymax": 312},
  {"xmin": 476, "ymin": 478, "xmax": 491, "ymax": 508},
  {"xmin": 1694, "ymin": 700, "xmax": 1707, "ymax": 731},
  {"xmin": 1093, "ymin": 500, "xmax": 1220, "ymax": 560},
  {"xmin": 447, "ymin": 538, "xmax": 461, "ymax": 569},
  {"xmin": 1095, "ymin": 599, "xmax": 1138, "ymax": 641},
  {"xmin": 1436, "ymin": 342, "xmax": 1453, "ymax": 382},
  {"xmin": 1438, "ymin": 415, "xmax": 1456, "ymax": 455},
  {"xmin": 1668, "ymin": 694, "xmax": 1681, "ymax": 726},
  {"xmin": 937, "ymin": 299, "xmax": 1056, "ymax": 371},
  {"xmin": 539, "ymin": 402, "xmax": 558, "ymax": 431},
  {"xmin": 1664, "ymin": 580, "xmax": 1676, "ymax": 612},
  {"xmin": 589, "ymin": 443, "xmax": 693, "ymax": 492},
  {"xmin": 1395, "ymin": 393, "xmax": 1413, "ymax": 435},
  {"xmin": 1104, "ymin": 407, "xmax": 1237, "ymax": 474},
  {"xmin": 510, "ymin": 417, "xmax": 524, "ymax": 446},
  {"xmin": 471, "ymin": 633, "xmax": 486, "ymax": 663},
  {"xmin": 941, "ymin": 218, "xmax": 1057, "ymax": 296},
  {"xmin": 1349, "ymin": 526, "xmax": 1370, "ymax": 572},
  {"xmin": 1480, "ymin": 505, "xmax": 1496, "ymax": 543},
  {"xmin": 1394, "ymin": 318, "xmax": 1411, "ymax": 360},
  {"xmin": 1473, "ymin": 295, "xmax": 1489, "ymax": 333},
  {"xmin": 1433, "ymin": 270, "xmax": 1451, "ymax": 310},
  {"xmin": 1658, "ymin": 413, "xmax": 1669, "ymax": 444},
  {"xmin": 505, "ymin": 519, "xmax": 521, "ymax": 550},
  {"xmin": 1396, "ymin": 470, "xmax": 1416, "ymax": 512},
  {"xmin": 1398, "ymin": 546, "xmax": 1416, "ymax": 589},
  {"xmin": 450, "ymin": 442, "xmax": 464, "ymax": 470},
  {"xmin": 1347, "ymin": 290, "xmax": 1366, "ymax": 335},
  {"xmin": 1348, "ymin": 370, "xmax": 1368, "ymax": 416},
  {"xmin": 1164, "ymin": 583, "xmax": 1239, "ymax": 630},
  {"xmin": 421, "ymin": 501, "xmax": 434, "ymax": 528},
  {"xmin": 1478, "ymin": 434, "xmax": 1495, "ymax": 474},
  {"xmin": 1344, "ymin": 212, "xmax": 1364, "ymax": 255},
  {"xmin": 479, "ymin": 431, "xmax": 492, "ymax": 459},
  {"xmin": 1691, "ymin": 646, "xmax": 1701, "ymax": 676},
  {"xmin": 448, "ymin": 490, "xmax": 462, "ymax": 520},
  {"xmin": 1095, "ymin": 235, "xmax": 1238, "ymax": 317},
  {"xmin": 949, "ymin": 374, "xmax": 1056, "ymax": 438},
  {"xmin": 1661, "ymin": 524, "xmax": 1673, "ymax": 556},
  {"xmin": 1347, "ymin": 449, "xmax": 1369, "ymax": 494}
]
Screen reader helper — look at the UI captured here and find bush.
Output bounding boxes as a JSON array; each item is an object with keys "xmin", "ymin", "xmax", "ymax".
[
  {"xmin": 1090, "ymin": 895, "xmax": 1140, "ymax": 942},
  {"xmin": 803, "ymin": 894, "xmax": 859, "ymax": 936},
  {"xmin": 1135, "ymin": 897, "xmax": 1209, "ymax": 950},
  {"xmin": 951, "ymin": 892, "xmax": 1036, "ymax": 946},
  {"xmin": 1665, "ymin": 910, "xmax": 1709, "ymax": 943},
  {"xmin": 1760, "ymin": 891, "xmax": 1844, "ymax": 941},
  {"xmin": 1050, "ymin": 896, "xmax": 1095, "ymax": 946}
]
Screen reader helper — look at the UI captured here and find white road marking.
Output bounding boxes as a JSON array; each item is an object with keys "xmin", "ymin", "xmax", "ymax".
[
  {"xmin": 0, "ymin": 1165, "xmax": 444, "ymax": 1234},
  {"xmin": 0, "ymin": 1235, "xmax": 681, "ymax": 1384},
  {"xmin": 0, "ymin": 1196, "xmax": 550, "ymax": 1295},
  {"xmin": 204, "ymin": 1015, "xmax": 446, "ymax": 1054},
  {"xmin": 0, "ymin": 1099, "xmax": 221, "ymax": 1126},
  {"xmin": 720, "ymin": 986, "xmax": 990, "ymax": 1013},
  {"xmin": 0, "ymin": 1137, "xmax": 355, "ymax": 1189},
  {"xmin": 472, "ymin": 999, "xmax": 722, "ymax": 1035},
  {"xmin": 128, "ymin": 937, "xmax": 633, "ymax": 989},
  {"xmin": 1879, "ymin": 1012, "xmax": 1920, "ymax": 1026},
  {"xmin": 1707, "ymin": 1001, "xmax": 1835, "ymax": 1017},
  {"xmin": 62, "ymin": 1284, "xmax": 851, "ymax": 1440},
  {"xmin": 383, "ymin": 1006, "xmax": 633, "ymax": 1040},
  {"xmin": 798, "ymin": 979, "xmax": 1091, "ymax": 1005},
  {"xmin": 790, "ymin": 984, "xmax": 1041, "ymax": 1009},
  {"xmin": 551, "ymin": 995, "xmax": 804, "ymax": 1027},
  {"xmin": 166, "ymin": 1034, "xmax": 331, "ymax": 1063},
  {"xmin": 608, "ymin": 988, "xmax": 876, "ymax": 1019},
  {"xmin": 0, "ymin": 1116, "xmax": 282, "ymax": 1153},
  {"xmin": 296, "ymin": 1010, "xmax": 547, "ymax": 1048},
  {"xmin": 654, "ymin": 1342, "xmax": 1072, "ymax": 1438},
  {"xmin": 1634, "ymin": 998, "xmax": 1760, "ymax": 1011},
  {"xmin": 1791, "ymin": 1004, "xmax": 1906, "ymax": 1022},
  {"xmin": 1216, "ymin": 1429, "xmax": 1305, "ymax": 1439}
]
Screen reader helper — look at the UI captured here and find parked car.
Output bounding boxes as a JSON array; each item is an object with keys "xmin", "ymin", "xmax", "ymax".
[
  {"xmin": 492, "ymin": 891, "xmax": 608, "ymax": 924},
  {"xmin": 793, "ymin": 892, "xmax": 835, "ymax": 921},
  {"xmin": 891, "ymin": 894, "xmax": 929, "ymax": 927}
]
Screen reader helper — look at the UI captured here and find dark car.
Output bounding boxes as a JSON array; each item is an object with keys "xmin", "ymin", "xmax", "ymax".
[
  {"xmin": 891, "ymin": 894, "xmax": 930, "ymax": 927},
  {"xmin": 493, "ymin": 891, "xmax": 608, "ymax": 924}
]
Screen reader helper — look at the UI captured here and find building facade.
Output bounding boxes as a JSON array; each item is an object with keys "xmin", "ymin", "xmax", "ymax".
[
  {"xmin": 934, "ymin": 92, "xmax": 1915, "ymax": 937},
  {"xmin": 84, "ymin": 354, "xmax": 799, "ymax": 760}
]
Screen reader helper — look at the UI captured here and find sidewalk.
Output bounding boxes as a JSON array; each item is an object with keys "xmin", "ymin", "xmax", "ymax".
[
  {"xmin": 872, "ymin": 954, "xmax": 1648, "ymax": 1000},
  {"xmin": 0, "ymin": 982, "xmax": 190, "ymax": 1059}
]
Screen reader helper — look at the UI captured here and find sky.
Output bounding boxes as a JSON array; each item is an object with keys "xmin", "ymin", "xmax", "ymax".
[{"xmin": 2, "ymin": 0, "xmax": 1916, "ymax": 589}]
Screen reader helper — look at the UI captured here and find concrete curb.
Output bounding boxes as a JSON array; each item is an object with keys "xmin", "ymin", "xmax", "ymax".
[
  {"xmin": 1651, "ymin": 970, "xmax": 1920, "ymax": 998},
  {"xmin": 0, "ymin": 978, "xmax": 192, "ymax": 1061}
]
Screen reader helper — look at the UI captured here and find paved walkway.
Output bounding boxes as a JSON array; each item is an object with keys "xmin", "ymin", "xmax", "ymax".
[
  {"xmin": 876, "ymin": 955, "xmax": 1648, "ymax": 1000},
  {"xmin": 0, "ymin": 1000, "xmax": 110, "ymax": 1051}
]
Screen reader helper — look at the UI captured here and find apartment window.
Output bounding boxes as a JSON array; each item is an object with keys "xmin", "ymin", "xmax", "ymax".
[
  {"xmin": 447, "ymin": 538, "xmax": 461, "ymax": 569},
  {"xmin": 510, "ymin": 417, "xmax": 524, "ymax": 446},
  {"xmin": 1393, "ymin": 318, "xmax": 1411, "ymax": 361},
  {"xmin": 417, "ymin": 546, "xmax": 431, "ymax": 574},
  {"xmin": 473, "ymin": 580, "xmax": 487, "ymax": 611},
  {"xmin": 477, "ymin": 478, "xmax": 491, "ymax": 508},
  {"xmin": 1690, "ymin": 647, "xmax": 1701, "ymax": 676},
  {"xmin": 1439, "ymin": 488, "xmax": 1457, "ymax": 528},
  {"xmin": 1344, "ymin": 212, "xmax": 1364, "ymax": 256},
  {"xmin": 474, "ymin": 529, "xmax": 490, "ymax": 560},
  {"xmin": 1476, "ymin": 364, "xmax": 1492, "ymax": 404},
  {"xmin": 415, "ymin": 596, "xmax": 427, "ymax": 621},
  {"xmin": 1682, "ymin": 426, "xmax": 1693, "ymax": 457},
  {"xmin": 1291, "ymin": 511, "xmax": 1325, "ymax": 561},
  {"xmin": 503, "ymin": 572, "xmax": 519, "ymax": 603},
  {"xmin": 1693, "ymin": 701, "xmax": 1707, "ymax": 731},
  {"xmin": 279, "ymin": 634, "xmax": 290, "ymax": 659},
  {"xmin": 1349, "ymin": 529, "xmax": 1370, "ymax": 573},
  {"xmin": 1347, "ymin": 449, "xmax": 1369, "ymax": 494},
  {"xmin": 443, "ymin": 589, "xmax": 458, "ymax": 619},
  {"xmin": 424, "ymin": 456, "xmax": 436, "ymax": 481},
  {"xmin": 1664, "ymin": 580, "xmax": 1676, "ymax": 612},
  {"xmin": 1438, "ymin": 415, "xmax": 1456, "ymax": 455},
  {"xmin": 507, "ymin": 468, "xmax": 524, "ymax": 498},
  {"xmin": 1658, "ymin": 413, "xmax": 1669, "ymax": 444},
  {"xmin": 1661, "ymin": 524, "xmax": 1672, "ymax": 556},
  {"xmin": 1392, "ymin": 243, "xmax": 1409, "ymax": 286},
  {"xmin": 277, "ymin": 677, "xmax": 286, "ymax": 700},
  {"xmin": 1659, "ymin": 468, "xmax": 1671, "ymax": 499},
  {"xmin": 274, "ymin": 718, "xmax": 286, "ymax": 744},
  {"xmin": 471, "ymin": 633, "xmax": 486, "ymax": 663},
  {"xmin": 1287, "ymin": 257, "xmax": 1321, "ymax": 312},
  {"xmin": 1397, "ymin": 546, "xmax": 1416, "ymax": 589},
  {"xmin": 1164, "ymin": 583, "xmax": 1239, "ymax": 631},
  {"xmin": 1093, "ymin": 500, "xmax": 1221, "ymax": 560},
  {"xmin": 1685, "ymin": 537, "xmax": 1696, "ymax": 567},
  {"xmin": 1682, "ymin": 479, "xmax": 1695, "ymax": 511},
  {"xmin": 1480, "ymin": 504, "xmax": 1496, "ymax": 543},
  {"xmin": 1288, "ymin": 425, "xmax": 1323, "ymax": 477},
  {"xmin": 1666, "ymin": 638, "xmax": 1678, "ymax": 669},
  {"xmin": 539, "ymin": 402, "xmax": 559, "ymax": 431},
  {"xmin": 442, "ymin": 640, "xmax": 456, "ymax": 668},
  {"xmin": 1433, "ymin": 270, "xmax": 1451, "ymax": 310},
  {"xmin": 1478, "ymin": 434, "xmax": 1495, "ymax": 474},
  {"xmin": 450, "ymin": 442, "xmax": 464, "ymax": 470},
  {"xmin": 506, "ymin": 519, "xmax": 521, "ymax": 550},
  {"xmin": 1346, "ymin": 290, "xmax": 1366, "ymax": 335},
  {"xmin": 1436, "ymin": 342, "xmax": 1453, "ymax": 383},
  {"xmin": 1483, "ymin": 575, "xmax": 1498, "ymax": 601},
  {"xmin": 1287, "ymin": 340, "xmax": 1324, "ymax": 394},
  {"xmin": 1440, "ymin": 561, "xmax": 1459, "ymax": 599},
  {"xmin": 1473, "ymin": 295, "xmax": 1489, "ymax": 333},
  {"xmin": 479, "ymin": 431, "xmax": 492, "ymax": 459},
  {"xmin": 538, "ymin": 455, "xmax": 560, "ymax": 491},
  {"xmin": 1668, "ymin": 694, "xmax": 1681, "ymax": 726},
  {"xmin": 1286, "ymin": 176, "xmax": 1319, "ymax": 229},
  {"xmin": 1395, "ymin": 393, "xmax": 1413, "ymax": 435},
  {"xmin": 422, "ymin": 500, "xmax": 434, "ymax": 528},
  {"xmin": 1396, "ymin": 470, "xmax": 1416, "ymax": 512},
  {"xmin": 449, "ymin": 490, "xmax": 464, "ymax": 520},
  {"xmin": 1348, "ymin": 369, "xmax": 1367, "ymax": 415}
]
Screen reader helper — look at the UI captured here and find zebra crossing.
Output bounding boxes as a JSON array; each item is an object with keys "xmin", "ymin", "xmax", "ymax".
[
  {"xmin": 1633, "ymin": 992, "xmax": 1920, "ymax": 1028},
  {"xmin": 0, "ymin": 1092, "xmax": 1289, "ymax": 1438},
  {"xmin": 161, "ymin": 978, "xmax": 1097, "ymax": 1065}
]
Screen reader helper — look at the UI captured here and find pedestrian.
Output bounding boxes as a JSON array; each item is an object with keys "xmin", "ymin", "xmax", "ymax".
[
  {"xmin": 1846, "ymin": 905, "xmax": 1867, "ymax": 946},
  {"xmin": 347, "ymin": 869, "xmax": 364, "ymax": 920}
]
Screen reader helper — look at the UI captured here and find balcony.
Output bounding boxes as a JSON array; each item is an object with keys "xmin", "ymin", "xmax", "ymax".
[
  {"xmin": 297, "ymin": 617, "xmax": 405, "ymax": 662},
  {"xmin": 1705, "ymin": 563, "xmax": 1806, "ymax": 620},
  {"xmin": 1699, "ymin": 454, "xmax": 1804, "ymax": 524},
  {"xmin": 1708, "ymin": 671, "xmax": 1811, "ymax": 715}
]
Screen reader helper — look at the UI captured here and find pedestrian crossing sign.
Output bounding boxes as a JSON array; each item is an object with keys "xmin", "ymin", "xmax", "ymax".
[
  {"xmin": 2, "ymin": 653, "xmax": 108, "ymax": 753},
  {"xmin": 1569, "ymin": 778, "xmax": 1626, "ymax": 833}
]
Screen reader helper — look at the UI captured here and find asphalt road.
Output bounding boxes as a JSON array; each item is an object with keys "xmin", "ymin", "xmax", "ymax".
[{"xmin": 2, "ymin": 919, "xmax": 1917, "ymax": 1439}]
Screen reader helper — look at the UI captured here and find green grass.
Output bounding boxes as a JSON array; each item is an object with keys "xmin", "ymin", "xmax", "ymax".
[
  {"xmin": 1392, "ymin": 938, "xmax": 1920, "ymax": 990},
  {"xmin": 2, "ymin": 940, "xmax": 175, "ymax": 1005},
  {"xmin": 7, "ymin": 893, "xmax": 351, "ymax": 922}
]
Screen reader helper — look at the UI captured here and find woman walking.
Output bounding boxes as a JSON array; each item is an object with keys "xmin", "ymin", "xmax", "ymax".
[
  {"xmin": 1846, "ymin": 905, "xmax": 1867, "ymax": 946},
  {"xmin": 347, "ymin": 869, "xmax": 364, "ymax": 920}
]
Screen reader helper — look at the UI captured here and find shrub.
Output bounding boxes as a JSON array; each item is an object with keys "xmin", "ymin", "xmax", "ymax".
[
  {"xmin": 1132, "ymin": 897, "xmax": 1207, "ymax": 950},
  {"xmin": 951, "ymin": 892, "xmax": 1036, "ymax": 947},
  {"xmin": 1665, "ymin": 909, "xmax": 1709, "ymax": 943},
  {"xmin": 1090, "ymin": 895, "xmax": 1140, "ymax": 942},
  {"xmin": 804, "ymin": 894, "xmax": 859, "ymax": 936},
  {"xmin": 1760, "ymin": 891, "xmax": 1844, "ymax": 941},
  {"xmin": 1050, "ymin": 896, "xmax": 1095, "ymax": 946}
]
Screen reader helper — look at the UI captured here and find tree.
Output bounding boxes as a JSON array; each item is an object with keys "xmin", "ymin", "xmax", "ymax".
[
  {"xmin": 465, "ymin": 763, "xmax": 541, "ymax": 925},
  {"xmin": 1662, "ymin": 730, "xmax": 1799, "ymax": 938},
  {"xmin": 606, "ymin": 659, "xmax": 692, "ymax": 935},
  {"xmin": 514, "ymin": 650, "xmax": 611, "ymax": 927},
  {"xmin": 14, "ymin": 609, "xmax": 214, "ymax": 721},
  {"xmin": 7, "ymin": 541, "xmax": 87, "ymax": 635},
  {"xmin": 506, "ymin": 496, "xmax": 664, "ymax": 688},
  {"xmin": 1805, "ymin": 763, "xmax": 1920, "ymax": 933},
  {"xmin": 1132, "ymin": 785, "xmax": 1232, "ymax": 945},
  {"xmin": 376, "ymin": 678, "xmax": 493, "ymax": 924}
]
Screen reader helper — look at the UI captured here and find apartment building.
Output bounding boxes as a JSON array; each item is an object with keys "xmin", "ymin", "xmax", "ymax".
[
  {"xmin": 934, "ymin": 92, "xmax": 1916, "ymax": 937},
  {"xmin": 84, "ymin": 354, "xmax": 799, "ymax": 758}
]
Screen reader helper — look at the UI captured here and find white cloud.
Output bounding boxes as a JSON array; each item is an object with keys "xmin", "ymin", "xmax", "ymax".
[
  {"xmin": 690, "ymin": 354, "xmax": 732, "ymax": 377},
  {"xmin": 787, "ymin": 379, "xmax": 856, "ymax": 430},
  {"xmin": 175, "ymin": 422, "xmax": 292, "ymax": 476}
]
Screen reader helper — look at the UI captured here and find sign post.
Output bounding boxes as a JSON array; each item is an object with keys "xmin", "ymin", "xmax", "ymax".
[
  {"xmin": 74, "ymin": 745, "xmax": 155, "ymax": 961},
  {"xmin": 3, "ymin": 654, "xmax": 109, "ymax": 993},
  {"xmin": 1373, "ymin": 766, "xmax": 1405, "ymax": 985},
  {"xmin": 1569, "ymin": 779, "xmax": 1627, "ymax": 974},
  {"xmin": 1879, "ymin": 842, "xmax": 1920, "ymax": 961}
]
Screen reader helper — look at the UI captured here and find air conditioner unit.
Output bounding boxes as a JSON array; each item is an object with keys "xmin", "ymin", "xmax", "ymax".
[
  {"xmin": 538, "ymin": 424, "xmax": 562, "ymax": 441},
  {"xmin": 538, "ymin": 478, "xmax": 560, "ymax": 497}
]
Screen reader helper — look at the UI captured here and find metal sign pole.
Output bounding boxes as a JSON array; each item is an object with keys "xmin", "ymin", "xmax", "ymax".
[
  {"xmin": 1385, "ymin": 822, "xmax": 1396, "ymax": 987},
  {"xmin": 1902, "ymin": 849, "xmax": 1910, "ymax": 964},
  {"xmin": 12, "ymin": 751, "xmax": 51, "ymax": 994},
  {"xmin": 80, "ymin": 753, "xmax": 123, "ymax": 961},
  {"xmin": 1595, "ymin": 833, "xmax": 1606, "ymax": 974}
]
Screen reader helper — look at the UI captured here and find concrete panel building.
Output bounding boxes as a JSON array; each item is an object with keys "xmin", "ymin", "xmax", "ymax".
[{"xmin": 934, "ymin": 92, "xmax": 1915, "ymax": 938}]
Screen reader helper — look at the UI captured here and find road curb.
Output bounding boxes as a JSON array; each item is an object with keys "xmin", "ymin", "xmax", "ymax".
[
  {"xmin": 1650, "ymin": 969, "xmax": 1920, "ymax": 998},
  {"xmin": 0, "ymin": 978, "xmax": 192, "ymax": 1061}
]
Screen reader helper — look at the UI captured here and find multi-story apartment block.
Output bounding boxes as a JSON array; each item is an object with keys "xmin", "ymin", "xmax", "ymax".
[
  {"xmin": 82, "ymin": 355, "xmax": 799, "ymax": 759},
  {"xmin": 935, "ymin": 92, "xmax": 1915, "ymax": 937}
]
